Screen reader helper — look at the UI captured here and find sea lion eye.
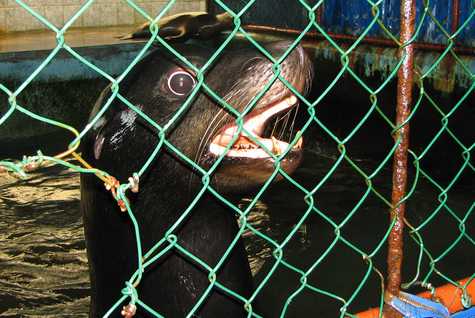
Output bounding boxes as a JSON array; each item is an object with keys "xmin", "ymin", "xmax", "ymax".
[{"xmin": 168, "ymin": 71, "xmax": 196, "ymax": 96}]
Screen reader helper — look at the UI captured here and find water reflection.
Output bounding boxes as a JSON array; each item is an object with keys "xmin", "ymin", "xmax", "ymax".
[{"xmin": 0, "ymin": 165, "xmax": 89, "ymax": 317}]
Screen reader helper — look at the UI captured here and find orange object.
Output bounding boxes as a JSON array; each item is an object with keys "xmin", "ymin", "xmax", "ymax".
[{"xmin": 354, "ymin": 277, "xmax": 475, "ymax": 318}]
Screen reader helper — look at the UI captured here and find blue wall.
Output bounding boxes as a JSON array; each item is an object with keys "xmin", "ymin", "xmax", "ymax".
[{"xmin": 209, "ymin": 0, "xmax": 474, "ymax": 46}]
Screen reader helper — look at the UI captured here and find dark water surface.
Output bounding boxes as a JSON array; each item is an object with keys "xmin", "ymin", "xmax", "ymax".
[
  {"xmin": 1, "ymin": 146, "xmax": 473, "ymax": 317},
  {"xmin": 0, "ymin": 166, "xmax": 88, "ymax": 317}
]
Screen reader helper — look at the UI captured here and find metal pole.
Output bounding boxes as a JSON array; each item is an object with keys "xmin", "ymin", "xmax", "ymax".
[
  {"xmin": 384, "ymin": 0, "xmax": 416, "ymax": 317},
  {"xmin": 451, "ymin": 0, "xmax": 461, "ymax": 38}
]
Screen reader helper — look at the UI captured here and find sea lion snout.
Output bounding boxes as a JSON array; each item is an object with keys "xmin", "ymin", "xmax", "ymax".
[{"xmin": 194, "ymin": 40, "xmax": 313, "ymax": 191}]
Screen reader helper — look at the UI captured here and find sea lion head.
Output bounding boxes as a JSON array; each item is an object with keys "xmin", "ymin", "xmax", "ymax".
[{"xmin": 88, "ymin": 40, "xmax": 313, "ymax": 194}]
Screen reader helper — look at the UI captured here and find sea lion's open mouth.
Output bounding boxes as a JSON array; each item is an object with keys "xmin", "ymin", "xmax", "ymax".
[{"xmin": 209, "ymin": 94, "xmax": 302, "ymax": 159}]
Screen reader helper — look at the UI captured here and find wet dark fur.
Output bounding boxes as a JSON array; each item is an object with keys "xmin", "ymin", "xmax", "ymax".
[{"xmin": 81, "ymin": 41, "xmax": 312, "ymax": 317}]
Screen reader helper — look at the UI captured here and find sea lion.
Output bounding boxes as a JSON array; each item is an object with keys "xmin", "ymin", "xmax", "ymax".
[
  {"xmin": 119, "ymin": 12, "xmax": 233, "ymax": 42},
  {"xmin": 80, "ymin": 40, "xmax": 313, "ymax": 317}
]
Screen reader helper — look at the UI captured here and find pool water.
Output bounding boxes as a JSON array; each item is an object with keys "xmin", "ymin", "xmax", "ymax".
[{"xmin": 1, "ymin": 143, "xmax": 473, "ymax": 317}]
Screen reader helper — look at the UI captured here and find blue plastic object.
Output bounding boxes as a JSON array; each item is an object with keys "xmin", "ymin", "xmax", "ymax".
[
  {"xmin": 452, "ymin": 306, "xmax": 475, "ymax": 318},
  {"xmin": 389, "ymin": 292, "xmax": 475, "ymax": 318},
  {"xmin": 389, "ymin": 292, "xmax": 450, "ymax": 318}
]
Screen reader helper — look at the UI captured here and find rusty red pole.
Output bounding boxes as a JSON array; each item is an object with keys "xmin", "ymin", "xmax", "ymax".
[
  {"xmin": 316, "ymin": 1, "xmax": 324, "ymax": 26},
  {"xmin": 384, "ymin": 0, "xmax": 416, "ymax": 317},
  {"xmin": 451, "ymin": 0, "xmax": 460, "ymax": 37}
]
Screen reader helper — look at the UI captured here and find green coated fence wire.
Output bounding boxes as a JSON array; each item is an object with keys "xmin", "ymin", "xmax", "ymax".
[{"xmin": 0, "ymin": 0, "xmax": 474, "ymax": 317}]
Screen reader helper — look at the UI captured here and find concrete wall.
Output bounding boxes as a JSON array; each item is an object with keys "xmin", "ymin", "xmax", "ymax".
[{"xmin": 0, "ymin": 0, "xmax": 205, "ymax": 32}]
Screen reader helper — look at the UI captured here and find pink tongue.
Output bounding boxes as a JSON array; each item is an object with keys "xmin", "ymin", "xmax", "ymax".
[
  {"xmin": 216, "ymin": 95, "xmax": 298, "ymax": 145},
  {"xmin": 211, "ymin": 95, "xmax": 299, "ymax": 149}
]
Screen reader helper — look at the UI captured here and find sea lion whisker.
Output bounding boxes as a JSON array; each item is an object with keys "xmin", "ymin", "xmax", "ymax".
[
  {"xmin": 189, "ymin": 107, "xmax": 228, "ymax": 188},
  {"xmin": 289, "ymin": 103, "xmax": 300, "ymax": 142},
  {"xmin": 189, "ymin": 97, "xmax": 245, "ymax": 190},
  {"xmin": 277, "ymin": 110, "xmax": 292, "ymax": 141},
  {"xmin": 269, "ymin": 102, "xmax": 293, "ymax": 139},
  {"xmin": 193, "ymin": 89, "xmax": 242, "ymax": 164},
  {"xmin": 270, "ymin": 113, "xmax": 280, "ymax": 138},
  {"xmin": 194, "ymin": 108, "xmax": 225, "ymax": 162},
  {"xmin": 192, "ymin": 87, "xmax": 247, "ymax": 175},
  {"xmin": 196, "ymin": 102, "xmax": 239, "ymax": 161}
]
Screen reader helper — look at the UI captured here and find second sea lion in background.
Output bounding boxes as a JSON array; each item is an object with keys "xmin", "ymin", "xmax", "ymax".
[{"xmin": 119, "ymin": 11, "xmax": 233, "ymax": 42}]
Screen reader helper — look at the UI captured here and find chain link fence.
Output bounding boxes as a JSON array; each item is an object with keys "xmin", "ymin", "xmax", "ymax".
[{"xmin": 0, "ymin": 0, "xmax": 474, "ymax": 317}]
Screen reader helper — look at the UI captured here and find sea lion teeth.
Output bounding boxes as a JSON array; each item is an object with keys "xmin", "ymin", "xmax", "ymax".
[
  {"xmin": 287, "ymin": 95, "xmax": 297, "ymax": 106},
  {"xmin": 296, "ymin": 136, "xmax": 303, "ymax": 149},
  {"xmin": 271, "ymin": 136, "xmax": 282, "ymax": 155}
]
